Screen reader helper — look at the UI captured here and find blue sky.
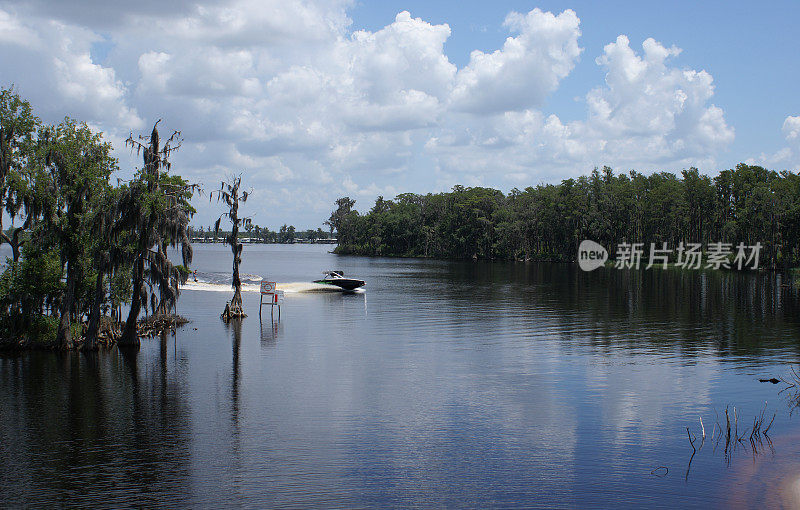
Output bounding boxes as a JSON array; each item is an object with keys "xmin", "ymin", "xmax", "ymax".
[{"xmin": 0, "ymin": 0, "xmax": 798, "ymax": 229}]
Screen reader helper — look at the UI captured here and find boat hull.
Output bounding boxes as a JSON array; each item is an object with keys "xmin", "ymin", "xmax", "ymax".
[{"xmin": 313, "ymin": 278, "xmax": 366, "ymax": 291}]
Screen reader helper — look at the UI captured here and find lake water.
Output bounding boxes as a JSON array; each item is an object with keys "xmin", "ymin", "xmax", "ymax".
[{"xmin": 2, "ymin": 243, "xmax": 800, "ymax": 508}]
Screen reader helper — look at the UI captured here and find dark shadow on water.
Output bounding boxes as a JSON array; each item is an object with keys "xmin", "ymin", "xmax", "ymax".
[{"xmin": 0, "ymin": 341, "xmax": 193, "ymax": 506}]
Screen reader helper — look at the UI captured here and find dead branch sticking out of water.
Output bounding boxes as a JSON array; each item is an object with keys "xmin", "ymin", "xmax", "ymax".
[
  {"xmin": 779, "ymin": 365, "xmax": 800, "ymax": 388},
  {"xmin": 685, "ymin": 422, "xmax": 704, "ymax": 481},
  {"xmin": 779, "ymin": 366, "xmax": 800, "ymax": 413},
  {"xmin": 687, "ymin": 403, "xmax": 775, "ymax": 478}
]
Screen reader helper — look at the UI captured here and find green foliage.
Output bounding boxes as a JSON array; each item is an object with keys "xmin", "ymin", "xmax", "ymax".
[
  {"xmin": 26, "ymin": 314, "xmax": 59, "ymax": 346},
  {"xmin": 0, "ymin": 87, "xmax": 195, "ymax": 349},
  {"xmin": 0, "ymin": 87, "xmax": 39, "ymax": 183},
  {"xmin": 0, "ymin": 246, "xmax": 63, "ymax": 311},
  {"xmin": 278, "ymin": 224, "xmax": 295, "ymax": 243},
  {"xmin": 0, "ymin": 245, "xmax": 63, "ymax": 343},
  {"xmin": 35, "ymin": 117, "xmax": 120, "ymax": 347},
  {"xmin": 115, "ymin": 122, "xmax": 196, "ymax": 345},
  {"xmin": 325, "ymin": 197, "xmax": 355, "ymax": 234},
  {"xmin": 334, "ymin": 164, "xmax": 800, "ymax": 269},
  {"xmin": 175, "ymin": 264, "xmax": 191, "ymax": 283},
  {"xmin": 108, "ymin": 264, "xmax": 133, "ymax": 309}
]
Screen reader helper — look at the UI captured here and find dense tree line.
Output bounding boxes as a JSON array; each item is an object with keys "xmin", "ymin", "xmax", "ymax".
[
  {"xmin": 0, "ymin": 88, "xmax": 195, "ymax": 349},
  {"xmin": 331, "ymin": 165, "xmax": 800, "ymax": 270}
]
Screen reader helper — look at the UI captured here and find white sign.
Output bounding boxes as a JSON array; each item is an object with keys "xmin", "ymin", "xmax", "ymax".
[
  {"xmin": 272, "ymin": 290, "xmax": 285, "ymax": 304},
  {"xmin": 260, "ymin": 281, "xmax": 276, "ymax": 295}
]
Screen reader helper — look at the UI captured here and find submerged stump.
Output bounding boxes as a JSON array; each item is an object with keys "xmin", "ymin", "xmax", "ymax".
[{"xmin": 221, "ymin": 298, "xmax": 247, "ymax": 322}]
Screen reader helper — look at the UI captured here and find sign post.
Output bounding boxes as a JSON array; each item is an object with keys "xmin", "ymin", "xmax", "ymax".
[{"xmin": 259, "ymin": 281, "xmax": 283, "ymax": 318}]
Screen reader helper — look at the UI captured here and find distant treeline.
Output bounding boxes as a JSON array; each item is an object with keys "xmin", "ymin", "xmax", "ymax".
[
  {"xmin": 330, "ymin": 164, "xmax": 800, "ymax": 270},
  {"xmin": 188, "ymin": 225, "xmax": 333, "ymax": 243}
]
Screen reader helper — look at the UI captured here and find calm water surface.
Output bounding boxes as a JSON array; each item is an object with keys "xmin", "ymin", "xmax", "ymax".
[{"xmin": 2, "ymin": 244, "xmax": 800, "ymax": 508}]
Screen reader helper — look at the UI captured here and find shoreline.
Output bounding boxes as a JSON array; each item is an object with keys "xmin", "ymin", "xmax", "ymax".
[
  {"xmin": 334, "ymin": 247, "xmax": 800, "ymax": 275},
  {"xmin": 0, "ymin": 313, "xmax": 189, "ymax": 352}
]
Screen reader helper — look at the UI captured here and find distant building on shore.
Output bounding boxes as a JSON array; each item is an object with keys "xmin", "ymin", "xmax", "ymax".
[{"xmin": 190, "ymin": 237, "xmax": 337, "ymax": 245}]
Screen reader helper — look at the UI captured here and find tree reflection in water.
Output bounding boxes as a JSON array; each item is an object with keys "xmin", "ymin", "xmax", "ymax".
[
  {"xmin": 223, "ymin": 318, "xmax": 243, "ymax": 487},
  {"xmin": 0, "ymin": 342, "xmax": 192, "ymax": 506}
]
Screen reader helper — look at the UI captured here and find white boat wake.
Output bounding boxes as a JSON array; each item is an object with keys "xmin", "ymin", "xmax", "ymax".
[{"xmin": 180, "ymin": 281, "xmax": 342, "ymax": 293}]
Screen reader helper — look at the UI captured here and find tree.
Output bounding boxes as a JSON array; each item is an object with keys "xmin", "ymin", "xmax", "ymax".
[
  {"xmin": 0, "ymin": 92, "xmax": 201, "ymax": 349},
  {"xmin": 212, "ymin": 175, "xmax": 251, "ymax": 322},
  {"xmin": 0, "ymin": 88, "xmax": 40, "ymax": 262},
  {"xmin": 117, "ymin": 121, "xmax": 195, "ymax": 346},
  {"xmin": 40, "ymin": 119, "xmax": 117, "ymax": 349},
  {"xmin": 325, "ymin": 196, "xmax": 355, "ymax": 234},
  {"xmin": 84, "ymin": 187, "xmax": 123, "ymax": 350},
  {"xmin": 329, "ymin": 164, "xmax": 800, "ymax": 268}
]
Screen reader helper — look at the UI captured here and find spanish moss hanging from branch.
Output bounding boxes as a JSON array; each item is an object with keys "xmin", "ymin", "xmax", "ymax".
[
  {"xmin": 211, "ymin": 175, "xmax": 252, "ymax": 322},
  {"xmin": 116, "ymin": 120, "xmax": 198, "ymax": 346}
]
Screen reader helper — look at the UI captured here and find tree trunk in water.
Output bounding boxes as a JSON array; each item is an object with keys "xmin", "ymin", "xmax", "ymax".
[
  {"xmin": 56, "ymin": 259, "xmax": 78, "ymax": 349},
  {"xmin": 222, "ymin": 240, "xmax": 246, "ymax": 321},
  {"xmin": 232, "ymin": 241, "xmax": 242, "ymax": 308},
  {"xmin": 84, "ymin": 264, "xmax": 105, "ymax": 350},
  {"xmin": 219, "ymin": 179, "xmax": 249, "ymax": 322},
  {"xmin": 120, "ymin": 258, "xmax": 144, "ymax": 346}
]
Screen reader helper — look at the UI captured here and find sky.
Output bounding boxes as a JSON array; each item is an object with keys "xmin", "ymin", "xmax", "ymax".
[{"xmin": 0, "ymin": 0, "xmax": 798, "ymax": 229}]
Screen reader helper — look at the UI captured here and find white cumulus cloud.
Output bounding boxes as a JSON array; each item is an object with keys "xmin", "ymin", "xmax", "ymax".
[
  {"xmin": 0, "ymin": 8, "xmax": 142, "ymax": 129},
  {"xmin": 428, "ymin": 34, "xmax": 734, "ymax": 184},
  {"xmin": 586, "ymin": 35, "xmax": 733, "ymax": 159},
  {"xmin": 751, "ymin": 115, "xmax": 800, "ymax": 171},
  {"xmin": 0, "ymin": 2, "xmax": 738, "ymax": 227},
  {"xmin": 450, "ymin": 8, "xmax": 581, "ymax": 115}
]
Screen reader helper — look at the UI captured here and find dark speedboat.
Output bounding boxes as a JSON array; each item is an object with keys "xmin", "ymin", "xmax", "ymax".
[{"xmin": 313, "ymin": 271, "xmax": 366, "ymax": 291}]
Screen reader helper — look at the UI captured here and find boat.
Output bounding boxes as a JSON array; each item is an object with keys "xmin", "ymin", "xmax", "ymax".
[{"xmin": 313, "ymin": 271, "xmax": 366, "ymax": 291}]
